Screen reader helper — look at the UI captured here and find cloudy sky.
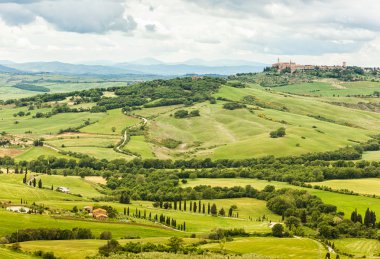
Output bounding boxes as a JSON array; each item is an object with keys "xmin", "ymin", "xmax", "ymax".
[{"xmin": 0, "ymin": 0, "xmax": 379, "ymax": 66}]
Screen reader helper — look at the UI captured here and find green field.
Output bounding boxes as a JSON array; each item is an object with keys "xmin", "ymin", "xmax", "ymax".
[
  {"xmin": 362, "ymin": 151, "xmax": 380, "ymax": 161},
  {"xmin": 273, "ymin": 80, "xmax": 380, "ymax": 97},
  {"xmin": 0, "ymin": 210, "xmax": 180, "ymax": 239},
  {"xmin": 202, "ymin": 237, "xmax": 327, "ymax": 258},
  {"xmin": 124, "ymin": 136, "xmax": 155, "ymax": 158},
  {"xmin": 38, "ymin": 175, "xmax": 103, "ymax": 198},
  {"xmin": 184, "ymin": 178, "xmax": 380, "ymax": 218},
  {"xmin": 311, "ymin": 178, "xmax": 380, "ymax": 196},
  {"xmin": 81, "ymin": 109, "xmax": 140, "ymax": 135},
  {"xmin": 334, "ymin": 238, "xmax": 380, "ymax": 257},
  {"xmin": 0, "ymin": 246, "xmax": 34, "ymax": 259},
  {"xmin": 15, "ymin": 146, "xmax": 72, "ymax": 161}
]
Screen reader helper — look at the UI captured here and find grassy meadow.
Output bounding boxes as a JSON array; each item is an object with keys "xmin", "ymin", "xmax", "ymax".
[
  {"xmin": 202, "ymin": 237, "xmax": 327, "ymax": 258},
  {"xmin": 184, "ymin": 178, "xmax": 380, "ymax": 218},
  {"xmin": 272, "ymin": 80, "xmax": 380, "ymax": 97},
  {"xmin": 333, "ymin": 238, "xmax": 380, "ymax": 257}
]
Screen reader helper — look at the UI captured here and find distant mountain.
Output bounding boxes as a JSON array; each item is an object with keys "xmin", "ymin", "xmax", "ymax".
[
  {"xmin": 0, "ymin": 64, "xmax": 22, "ymax": 73},
  {"xmin": 114, "ymin": 63, "xmax": 266, "ymax": 75},
  {"xmin": 5, "ymin": 61, "xmax": 142, "ymax": 75},
  {"xmin": 0, "ymin": 59, "xmax": 267, "ymax": 75}
]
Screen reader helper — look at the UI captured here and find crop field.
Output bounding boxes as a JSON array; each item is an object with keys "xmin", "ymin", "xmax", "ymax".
[
  {"xmin": 38, "ymin": 175, "xmax": 103, "ymax": 198},
  {"xmin": 202, "ymin": 237, "xmax": 327, "ymax": 258},
  {"xmin": 15, "ymin": 147, "xmax": 72, "ymax": 161},
  {"xmin": 362, "ymin": 150, "xmax": 380, "ymax": 161},
  {"xmin": 138, "ymin": 84, "xmax": 378, "ymax": 159},
  {"xmin": 124, "ymin": 136, "xmax": 155, "ymax": 158},
  {"xmin": 81, "ymin": 108, "xmax": 140, "ymax": 135},
  {"xmin": 272, "ymin": 80, "xmax": 380, "ymax": 97},
  {"xmin": 42, "ymin": 199, "xmax": 275, "ymax": 234},
  {"xmin": 184, "ymin": 178, "xmax": 380, "ymax": 218},
  {"xmin": 0, "ymin": 105, "xmax": 105, "ymax": 135},
  {"xmin": 0, "ymin": 247, "xmax": 34, "ymax": 259},
  {"xmin": 19, "ymin": 238, "xmax": 202, "ymax": 259},
  {"xmin": 310, "ymin": 178, "xmax": 380, "ymax": 196},
  {"xmin": 0, "ymin": 210, "xmax": 180, "ymax": 239},
  {"xmin": 334, "ymin": 238, "xmax": 380, "ymax": 257},
  {"xmin": 0, "ymin": 174, "xmax": 86, "ymax": 203}
]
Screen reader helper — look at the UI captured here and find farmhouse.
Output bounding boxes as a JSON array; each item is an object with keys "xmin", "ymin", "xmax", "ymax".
[
  {"xmin": 56, "ymin": 186, "xmax": 70, "ymax": 193},
  {"xmin": 7, "ymin": 206, "xmax": 30, "ymax": 213},
  {"xmin": 92, "ymin": 208, "xmax": 108, "ymax": 220}
]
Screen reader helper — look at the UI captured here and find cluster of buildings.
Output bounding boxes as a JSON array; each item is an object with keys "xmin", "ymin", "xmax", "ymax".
[
  {"xmin": 83, "ymin": 206, "xmax": 108, "ymax": 220},
  {"xmin": 272, "ymin": 59, "xmax": 347, "ymax": 73}
]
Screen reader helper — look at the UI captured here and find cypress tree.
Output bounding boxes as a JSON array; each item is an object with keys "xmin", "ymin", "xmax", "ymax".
[
  {"xmin": 184, "ymin": 200, "xmax": 187, "ymax": 211},
  {"xmin": 123, "ymin": 208, "xmax": 126, "ymax": 215},
  {"xmin": 210, "ymin": 204, "xmax": 217, "ymax": 216},
  {"xmin": 202, "ymin": 204, "xmax": 206, "ymax": 214},
  {"xmin": 179, "ymin": 200, "xmax": 182, "ymax": 210},
  {"xmin": 193, "ymin": 202, "xmax": 197, "ymax": 213},
  {"xmin": 38, "ymin": 179, "xmax": 42, "ymax": 188},
  {"xmin": 198, "ymin": 200, "xmax": 201, "ymax": 213},
  {"xmin": 208, "ymin": 203, "xmax": 211, "ymax": 214}
]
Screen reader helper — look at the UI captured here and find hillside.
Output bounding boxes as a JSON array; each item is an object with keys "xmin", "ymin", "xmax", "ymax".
[{"xmin": 0, "ymin": 74, "xmax": 379, "ymax": 161}]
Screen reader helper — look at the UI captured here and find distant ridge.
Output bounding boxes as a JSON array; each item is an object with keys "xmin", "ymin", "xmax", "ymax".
[{"xmin": 0, "ymin": 59, "xmax": 267, "ymax": 75}]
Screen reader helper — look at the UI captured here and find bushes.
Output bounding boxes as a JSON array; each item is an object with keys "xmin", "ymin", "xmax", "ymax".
[
  {"xmin": 174, "ymin": 109, "xmax": 200, "ymax": 119},
  {"xmin": 6, "ymin": 228, "xmax": 93, "ymax": 243},
  {"xmin": 222, "ymin": 102, "xmax": 246, "ymax": 110},
  {"xmin": 270, "ymin": 127, "xmax": 286, "ymax": 138},
  {"xmin": 272, "ymin": 224, "xmax": 284, "ymax": 237},
  {"xmin": 161, "ymin": 138, "xmax": 182, "ymax": 149}
]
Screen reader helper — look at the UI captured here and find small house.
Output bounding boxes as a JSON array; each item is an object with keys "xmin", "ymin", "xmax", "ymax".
[
  {"xmin": 93, "ymin": 208, "xmax": 108, "ymax": 220},
  {"xmin": 56, "ymin": 186, "xmax": 70, "ymax": 193}
]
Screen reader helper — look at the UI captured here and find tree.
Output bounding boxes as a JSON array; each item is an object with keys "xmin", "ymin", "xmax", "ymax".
[
  {"xmin": 300, "ymin": 210, "xmax": 307, "ymax": 223},
  {"xmin": 272, "ymin": 223, "xmax": 284, "ymax": 237},
  {"xmin": 167, "ymin": 237, "xmax": 184, "ymax": 253},
  {"xmin": 211, "ymin": 204, "xmax": 217, "ymax": 216},
  {"xmin": 72, "ymin": 206, "xmax": 78, "ymax": 213},
  {"xmin": 98, "ymin": 239, "xmax": 121, "ymax": 257},
  {"xmin": 100, "ymin": 231, "xmax": 112, "ymax": 240},
  {"xmin": 285, "ymin": 216, "xmax": 300, "ymax": 230},
  {"xmin": 219, "ymin": 208, "xmax": 225, "ymax": 216},
  {"xmin": 174, "ymin": 110, "xmax": 189, "ymax": 119},
  {"xmin": 38, "ymin": 179, "xmax": 42, "ymax": 189},
  {"xmin": 190, "ymin": 110, "xmax": 200, "ymax": 117},
  {"xmin": 32, "ymin": 178, "xmax": 36, "ymax": 187},
  {"xmin": 119, "ymin": 191, "xmax": 130, "ymax": 204},
  {"xmin": 270, "ymin": 127, "xmax": 286, "ymax": 138}
]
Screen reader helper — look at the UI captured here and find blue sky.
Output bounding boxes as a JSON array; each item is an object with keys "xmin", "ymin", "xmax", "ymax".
[{"xmin": 0, "ymin": 0, "xmax": 379, "ymax": 66}]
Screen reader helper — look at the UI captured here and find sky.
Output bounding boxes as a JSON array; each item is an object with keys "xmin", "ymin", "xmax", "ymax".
[{"xmin": 0, "ymin": 0, "xmax": 379, "ymax": 66}]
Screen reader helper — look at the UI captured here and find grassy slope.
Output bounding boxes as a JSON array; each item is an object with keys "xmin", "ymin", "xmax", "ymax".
[
  {"xmin": 38, "ymin": 175, "xmax": 103, "ymax": 198},
  {"xmin": 0, "ymin": 174, "xmax": 85, "ymax": 203},
  {"xmin": 15, "ymin": 146, "xmax": 72, "ymax": 162},
  {"xmin": 0, "ymin": 247, "xmax": 35, "ymax": 259},
  {"xmin": 184, "ymin": 178, "xmax": 380, "ymax": 218},
  {"xmin": 142, "ymin": 84, "xmax": 378, "ymax": 159},
  {"xmin": 81, "ymin": 108, "xmax": 140, "ymax": 135},
  {"xmin": 0, "ymin": 210, "xmax": 179, "ymax": 239},
  {"xmin": 0, "ymin": 106, "xmax": 105, "ymax": 135},
  {"xmin": 124, "ymin": 136, "xmax": 155, "ymax": 158},
  {"xmin": 202, "ymin": 237, "xmax": 327, "ymax": 258},
  {"xmin": 273, "ymin": 80, "xmax": 380, "ymax": 97},
  {"xmin": 334, "ymin": 238, "xmax": 380, "ymax": 257},
  {"xmin": 310, "ymin": 178, "xmax": 380, "ymax": 196},
  {"xmin": 41, "ymin": 199, "xmax": 275, "ymax": 234}
]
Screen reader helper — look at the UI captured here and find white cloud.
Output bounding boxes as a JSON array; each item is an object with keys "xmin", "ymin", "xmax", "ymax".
[{"xmin": 0, "ymin": 0, "xmax": 379, "ymax": 66}]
